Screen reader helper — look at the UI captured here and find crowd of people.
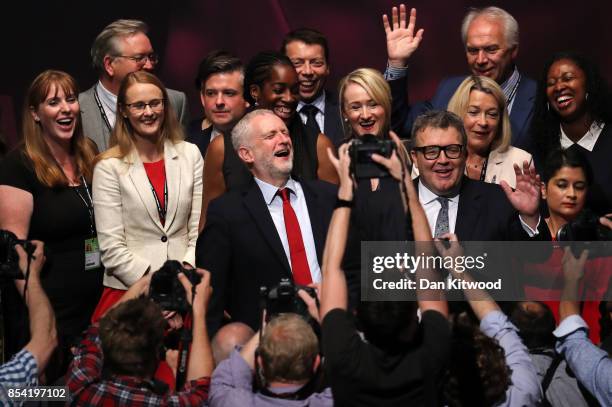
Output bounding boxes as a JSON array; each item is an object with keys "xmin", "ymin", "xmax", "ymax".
[{"xmin": 1, "ymin": 3, "xmax": 611, "ymax": 406}]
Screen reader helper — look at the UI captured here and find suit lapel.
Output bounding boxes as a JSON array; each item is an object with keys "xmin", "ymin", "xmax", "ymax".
[
  {"xmin": 455, "ymin": 178, "xmax": 482, "ymax": 241},
  {"xmin": 127, "ymin": 151, "xmax": 165, "ymax": 232},
  {"xmin": 301, "ymin": 181, "xmax": 325, "ymax": 262},
  {"xmin": 163, "ymin": 141, "xmax": 180, "ymax": 231},
  {"xmin": 509, "ymin": 79, "xmax": 535, "ymax": 148},
  {"xmin": 243, "ymin": 182, "xmax": 292, "ymax": 275}
]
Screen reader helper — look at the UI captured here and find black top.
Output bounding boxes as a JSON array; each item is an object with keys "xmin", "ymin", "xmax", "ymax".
[
  {"xmin": 221, "ymin": 113, "xmax": 319, "ymax": 190},
  {"xmin": 322, "ymin": 308, "xmax": 451, "ymax": 407},
  {"xmin": 565, "ymin": 123, "xmax": 612, "ymax": 215},
  {"xmin": 185, "ymin": 118, "xmax": 212, "ymax": 159},
  {"xmin": 0, "ymin": 148, "xmax": 103, "ymax": 356},
  {"xmin": 342, "ymin": 177, "xmax": 410, "ymax": 307}
]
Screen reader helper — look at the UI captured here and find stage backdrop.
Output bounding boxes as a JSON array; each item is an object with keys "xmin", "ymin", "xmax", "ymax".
[{"xmin": 1, "ymin": 0, "xmax": 609, "ymax": 146}]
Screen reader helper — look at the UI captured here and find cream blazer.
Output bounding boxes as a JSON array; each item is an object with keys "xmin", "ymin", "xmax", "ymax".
[
  {"xmin": 93, "ymin": 140, "xmax": 203, "ymax": 289},
  {"xmin": 411, "ymin": 146, "xmax": 532, "ymax": 189}
]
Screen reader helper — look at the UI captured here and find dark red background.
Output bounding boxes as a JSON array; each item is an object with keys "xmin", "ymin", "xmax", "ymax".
[{"xmin": 1, "ymin": 0, "xmax": 609, "ymax": 147}]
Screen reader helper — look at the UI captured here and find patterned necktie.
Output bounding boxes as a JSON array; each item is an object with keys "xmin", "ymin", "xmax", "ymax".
[
  {"xmin": 301, "ymin": 104, "xmax": 321, "ymax": 140},
  {"xmin": 278, "ymin": 188, "xmax": 312, "ymax": 285},
  {"xmin": 434, "ymin": 197, "xmax": 450, "ymax": 238}
]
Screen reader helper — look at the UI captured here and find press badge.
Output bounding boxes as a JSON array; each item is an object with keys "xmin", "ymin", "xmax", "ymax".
[{"xmin": 84, "ymin": 237, "xmax": 101, "ymax": 270}]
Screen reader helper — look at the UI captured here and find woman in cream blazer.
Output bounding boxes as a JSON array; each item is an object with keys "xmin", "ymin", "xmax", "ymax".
[
  {"xmin": 447, "ymin": 76, "xmax": 532, "ymax": 188},
  {"xmin": 92, "ymin": 72, "xmax": 202, "ymax": 309}
]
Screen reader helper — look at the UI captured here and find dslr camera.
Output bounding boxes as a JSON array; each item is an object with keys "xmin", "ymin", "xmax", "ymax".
[
  {"xmin": 260, "ymin": 278, "xmax": 317, "ymax": 322},
  {"xmin": 0, "ymin": 230, "xmax": 33, "ymax": 280},
  {"xmin": 149, "ymin": 260, "xmax": 202, "ymax": 313},
  {"xmin": 349, "ymin": 134, "xmax": 395, "ymax": 179},
  {"xmin": 557, "ymin": 210, "xmax": 612, "ymax": 258}
]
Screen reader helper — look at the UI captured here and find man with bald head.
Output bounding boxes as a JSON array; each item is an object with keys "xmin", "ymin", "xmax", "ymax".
[
  {"xmin": 79, "ymin": 19, "xmax": 189, "ymax": 151},
  {"xmin": 384, "ymin": 5, "xmax": 536, "ymax": 151}
]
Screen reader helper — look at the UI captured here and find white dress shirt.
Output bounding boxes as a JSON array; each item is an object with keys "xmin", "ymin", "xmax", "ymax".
[
  {"xmin": 418, "ymin": 181, "xmax": 460, "ymax": 234},
  {"xmin": 254, "ymin": 177, "xmax": 321, "ymax": 283},
  {"xmin": 298, "ymin": 92, "xmax": 326, "ymax": 132},
  {"xmin": 96, "ymin": 81, "xmax": 117, "ymax": 128},
  {"xmin": 418, "ymin": 179, "xmax": 539, "ymax": 237},
  {"xmin": 559, "ymin": 121, "xmax": 604, "ymax": 152}
]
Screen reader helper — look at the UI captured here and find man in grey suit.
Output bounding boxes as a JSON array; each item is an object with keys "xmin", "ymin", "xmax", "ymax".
[{"xmin": 79, "ymin": 19, "xmax": 189, "ymax": 151}]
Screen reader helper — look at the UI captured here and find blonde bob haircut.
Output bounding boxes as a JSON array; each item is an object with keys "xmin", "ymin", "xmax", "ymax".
[
  {"xmin": 98, "ymin": 71, "xmax": 183, "ymax": 163},
  {"xmin": 447, "ymin": 75, "xmax": 512, "ymax": 153},
  {"xmin": 338, "ymin": 68, "xmax": 391, "ymax": 139},
  {"xmin": 24, "ymin": 70, "xmax": 97, "ymax": 187}
]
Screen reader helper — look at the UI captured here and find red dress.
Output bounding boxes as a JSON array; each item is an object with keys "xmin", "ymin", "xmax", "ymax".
[{"xmin": 523, "ymin": 238, "xmax": 611, "ymax": 343}]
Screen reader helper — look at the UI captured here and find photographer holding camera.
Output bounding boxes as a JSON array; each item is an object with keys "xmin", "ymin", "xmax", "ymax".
[
  {"xmin": 66, "ymin": 266, "xmax": 213, "ymax": 405},
  {"xmin": 210, "ymin": 308, "xmax": 332, "ymax": 406},
  {"xmin": 337, "ymin": 68, "xmax": 412, "ymax": 308},
  {"xmin": 0, "ymin": 240, "xmax": 57, "ymax": 403}
]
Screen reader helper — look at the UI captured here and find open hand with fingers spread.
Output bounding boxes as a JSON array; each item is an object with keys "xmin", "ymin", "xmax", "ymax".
[
  {"xmin": 500, "ymin": 160, "xmax": 540, "ymax": 228},
  {"xmin": 383, "ymin": 4, "xmax": 424, "ymax": 67}
]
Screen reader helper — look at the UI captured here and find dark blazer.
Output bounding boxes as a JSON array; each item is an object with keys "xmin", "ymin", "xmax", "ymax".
[
  {"xmin": 389, "ymin": 73, "xmax": 537, "ymax": 152},
  {"xmin": 453, "ymin": 177, "xmax": 530, "ymax": 241},
  {"xmin": 323, "ymin": 89, "xmax": 345, "ymax": 148},
  {"xmin": 186, "ymin": 119, "xmax": 213, "ymax": 159},
  {"xmin": 195, "ymin": 178, "xmax": 337, "ymax": 335}
]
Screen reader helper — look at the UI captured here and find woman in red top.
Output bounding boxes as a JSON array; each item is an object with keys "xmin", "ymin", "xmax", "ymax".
[
  {"xmin": 91, "ymin": 71, "xmax": 203, "ymax": 319},
  {"xmin": 523, "ymin": 148, "xmax": 611, "ymax": 342}
]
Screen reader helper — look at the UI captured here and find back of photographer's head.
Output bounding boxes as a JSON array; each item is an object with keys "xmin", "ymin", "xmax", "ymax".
[
  {"xmin": 258, "ymin": 313, "xmax": 319, "ymax": 384},
  {"xmin": 99, "ymin": 297, "xmax": 166, "ymax": 378},
  {"xmin": 510, "ymin": 301, "xmax": 556, "ymax": 350},
  {"xmin": 356, "ymin": 301, "xmax": 418, "ymax": 353}
]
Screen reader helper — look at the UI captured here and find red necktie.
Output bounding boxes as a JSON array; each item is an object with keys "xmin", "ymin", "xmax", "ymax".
[{"xmin": 278, "ymin": 188, "xmax": 312, "ymax": 285}]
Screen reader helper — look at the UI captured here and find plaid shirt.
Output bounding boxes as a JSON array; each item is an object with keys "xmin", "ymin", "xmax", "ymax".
[
  {"xmin": 66, "ymin": 325, "xmax": 210, "ymax": 406},
  {"xmin": 0, "ymin": 349, "xmax": 38, "ymax": 406}
]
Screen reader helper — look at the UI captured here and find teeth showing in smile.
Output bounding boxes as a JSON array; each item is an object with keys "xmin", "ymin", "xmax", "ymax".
[
  {"xmin": 57, "ymin": 118, "xmax": 73, "ymax": 125},
  {"xmin": 275, "ymin": 106, "xmax": 292, "ymax": 115},
  {"xmin": 360, "ymin": 120, "xmax": 375, "ymax": 127},
  {"xmin": 557, "ymin": 95, "xmax": 572, "ymax": 104}
]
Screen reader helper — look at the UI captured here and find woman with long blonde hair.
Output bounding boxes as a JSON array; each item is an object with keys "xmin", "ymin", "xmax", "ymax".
[
  {"xmin": 91, "ymin": 71, "xmax": 202, "ymax": 318},
  {"xmin": 0, "ymin": 70, "xmax": 102, "ymax": 379}
]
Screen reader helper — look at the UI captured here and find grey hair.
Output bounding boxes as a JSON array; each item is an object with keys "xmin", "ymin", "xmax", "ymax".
[
  {"xmin": 231, "ymin": 109, "xmax": 278, "ymax": 151},
  {"xmin": 91, "ymin": 19, "xmax": 149, "ymax": 73},
  {"xmin": 461, "ymin": 7, "xmax": 519, "ymax": 48}
]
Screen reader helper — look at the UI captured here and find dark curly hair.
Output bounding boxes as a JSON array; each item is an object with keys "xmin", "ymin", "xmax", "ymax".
[
  {"xmin": 444, "ymin": 311, "xmax": 511, "ymax": 406},
  {"xmin": 531, "ymin": 51, "xmax": 612, "ymax": 161},
  {"xmin": 243, "ymin": 51, "xmax": 294, "ymax": 106}
]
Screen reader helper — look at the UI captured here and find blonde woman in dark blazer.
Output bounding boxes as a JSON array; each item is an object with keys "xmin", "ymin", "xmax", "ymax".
[{"xmin": 91, "ymin": 71, "xmax": 202, "ymax": 317}]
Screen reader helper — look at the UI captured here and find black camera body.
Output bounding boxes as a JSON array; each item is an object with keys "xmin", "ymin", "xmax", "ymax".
[
  {"xmin": 149, "ymin": 260, "xmax": 201, "ymax": 312},
  {"xmin": 557, "ymin": 210, "xmax": 612, "ymax": 242},
  {"xmin": 349, "ymin": 134, "xmax": 395, "ymax": 179},
  {"xmin": 0, "ymin": 230, "xmax": 31, "ymax": 280},
  {"xmin": 260, "ymin": 278, "xmax": 317, "ymax": 321},
  {"xmin": 557, "ymin": 210, "xmax": 612, "ymax": 258}
]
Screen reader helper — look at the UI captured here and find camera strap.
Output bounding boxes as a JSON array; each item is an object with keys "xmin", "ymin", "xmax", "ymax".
[
  {"xmin": 73, "ymin": 177, "xmax": 101, "ymax": 271},
  {"xmin": 175, "ymin": 312, "xmax": 193, "ymax": 390}
]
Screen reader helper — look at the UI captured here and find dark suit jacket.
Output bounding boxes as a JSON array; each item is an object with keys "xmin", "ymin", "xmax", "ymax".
[
  {"xmin": 195, "ymin": 178, "xmax": 337, "ymax": 335},
  {"xmin": 323, "ymin": 89, "xmax": 345, "ymax": 148},
  {"xmin": 186, "ymin": 119, "xmax": 213, "ymax": 159},
  {"xmin": 390, "ymin": 74, "xmax": 537, "ymax": 152},
  {"xmin": 453, "ymin": 177, "xmax": 530, "ymax": 241}
]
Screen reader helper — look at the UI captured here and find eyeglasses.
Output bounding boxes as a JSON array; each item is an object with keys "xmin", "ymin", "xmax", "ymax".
[
  {"xmin": 413, "ymin": 144, "xmax": 463, "ymax": 160},
  {"xmin": 125, "ymin": 99, "xmax": 164, "ymax": 114},
  {"xmin": 115, "ymin": 53, "xmax": 159, "ymax": 65}
]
